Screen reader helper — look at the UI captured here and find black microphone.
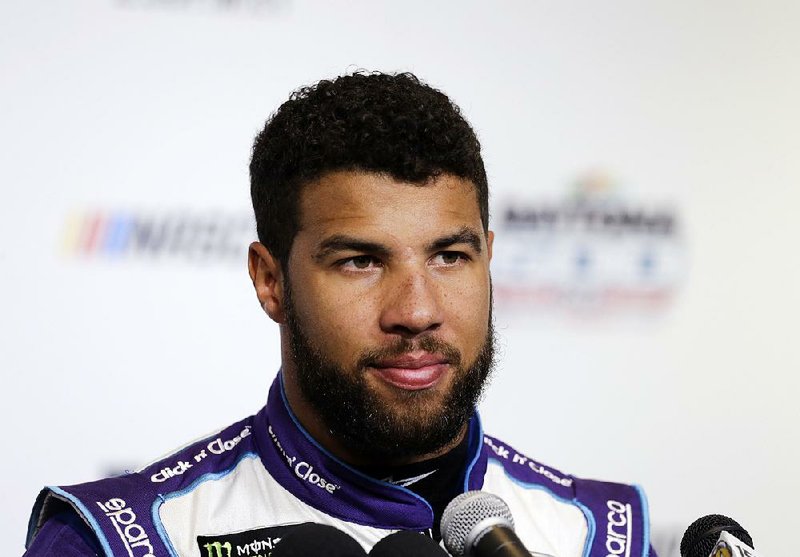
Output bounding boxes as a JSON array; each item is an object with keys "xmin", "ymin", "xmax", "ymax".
[
  {"xmin": 369, "ymin": 530, "xmax": 449, "ymax": 556},
  {"xmin": 680, "ymin": 514, "xmax": 757, "ymax": 557},
  {"xmin": 441, "ymin": 491, "xmax": 532, "ymax": 557},
  {"xmin": 271, "ymin": 522, "xmax": 367, "ymax": 557}
]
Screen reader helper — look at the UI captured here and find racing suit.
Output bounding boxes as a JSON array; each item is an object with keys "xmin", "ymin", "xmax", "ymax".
[{"xmin": 26, "ymin": 373, "xmax": 656, "ymax": 557}]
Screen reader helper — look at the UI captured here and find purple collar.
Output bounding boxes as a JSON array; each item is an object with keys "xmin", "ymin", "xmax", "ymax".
[{"xmin": 250, "ymin": 372, "xmax": 487, "ymax": 530}]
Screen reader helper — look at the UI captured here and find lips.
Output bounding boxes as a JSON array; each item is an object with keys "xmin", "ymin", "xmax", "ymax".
[{"xmin": 369, "ymin": 352, "xmax": 449, "ymax": 390}]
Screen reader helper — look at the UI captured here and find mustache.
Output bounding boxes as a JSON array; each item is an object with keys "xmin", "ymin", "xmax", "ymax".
[{"xmin": 357, "ymin": 336, "xmax": 463, "ymax": 370}]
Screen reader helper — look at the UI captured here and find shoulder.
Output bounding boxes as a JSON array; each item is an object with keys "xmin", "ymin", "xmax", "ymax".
[
  {"xmin": 481, "ymin": 432, "xmax": 648, "ymax": 503},
  {"xmin": 481, "ymin": 433, "xmax": 575, "ymax": 495},
  {"xmin": 23, "ymin": 511, "xmax": 102, "ymax": 557},
  {"xmin": 136, "ymin": 414, "xmax": 257, "ymax": 486},
  {"xmin": 26, "ymin": 413, "xmax": 259, "ymax": 554},
  {"xmin": 479, "ymin": 433, "xmax": 654, "ymax": 557}
]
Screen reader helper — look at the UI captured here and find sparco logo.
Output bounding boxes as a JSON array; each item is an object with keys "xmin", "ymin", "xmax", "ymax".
[
  {"xmin": 268, "ymin": 425, "xmax": 340, "ymax": 494},
  {"xmin": 96, "ymin": 498, "xmax": 156, "ymax": 557},
  {"xmin": 605, "ymin": 500, "xmax": 632, "ymax": 557}
]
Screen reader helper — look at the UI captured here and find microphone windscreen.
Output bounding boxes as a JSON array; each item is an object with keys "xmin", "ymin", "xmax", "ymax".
[
  {"xmin": 679, "ymin": 514, "xmax": 754, "ymax": 557},
  {"xmin": 441, "ymin": 491, "xmax": 514, "ymax": 557},
  {"xmin": 369, "ymin": 531, "xmax": 448, "ymax": 556},
  {"xmin": 271, "ymin": 522, "xmax": 367, "ymax": 557}
]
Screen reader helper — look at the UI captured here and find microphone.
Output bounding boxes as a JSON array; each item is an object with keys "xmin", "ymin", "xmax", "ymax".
[
  {"xmin": 680, "ymin": 514, "xmax": 758, "ymax": 557},
  {"xmin": 369, "ymin": 530, "xmax": 449, "ymax": 556},
  {"xmin": 441, "ymin": 491, "xmax": 532, "ymax": 557},
  {"xmin": 271, "ymin": 522, "xmax": 367, "ymax": 557}
]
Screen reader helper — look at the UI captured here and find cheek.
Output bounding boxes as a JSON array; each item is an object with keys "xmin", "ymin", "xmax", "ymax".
[
  {"xmin": 292, "ymin": 275, "xmax": 378, "ymax": 358},
  {"xmin": 441, "ymin": 273, "xmax": 491, "ymax": 347}
]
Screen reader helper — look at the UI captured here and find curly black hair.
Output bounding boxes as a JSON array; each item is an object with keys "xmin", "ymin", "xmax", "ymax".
[{"xmin": 249, "ymin": 71, "xmax": 488, "ymax": 268}]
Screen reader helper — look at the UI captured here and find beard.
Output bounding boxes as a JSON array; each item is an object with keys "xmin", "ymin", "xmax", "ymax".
[{"xmin": 283, "ymin": 279, "xmax": 496, "ymax": 462}]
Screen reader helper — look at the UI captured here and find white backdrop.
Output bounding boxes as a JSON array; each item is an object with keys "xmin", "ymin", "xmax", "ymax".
[{"xmin": 3, "ymin": 1, "xmax": 799, "ymax": 556}]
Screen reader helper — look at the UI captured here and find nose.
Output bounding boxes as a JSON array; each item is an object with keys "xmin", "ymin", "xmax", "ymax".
[{"xmin": 379, "ymin": 268, "xmax": 443, "ymax": 338}]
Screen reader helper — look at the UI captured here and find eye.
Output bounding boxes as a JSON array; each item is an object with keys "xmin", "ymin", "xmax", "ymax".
[
  {"xmin": 432, "ymin": 251, "xmax": 469, "ymax": 266},
  {"xmin": 340, "ymin": 255, "xmax": 381, "ymax": 270}
]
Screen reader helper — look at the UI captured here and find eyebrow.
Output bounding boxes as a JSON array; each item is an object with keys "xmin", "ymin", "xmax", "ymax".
[
  {"xmin": 427, "ymin": 227, "xmax": 483, "ymax": 254},
  {"xmin": 313, "ymin": 226, "xmax": 483, "ymax": 262},
  {"xmin": 314, "ymin": 235, "xmax": 392, "ymax": 261}
]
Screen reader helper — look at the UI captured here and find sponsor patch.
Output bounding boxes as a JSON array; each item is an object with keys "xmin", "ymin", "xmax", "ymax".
[
  {"xmin": 197, "ymin": 525, "xmax": 300, "ymax": 557},
  {"xmin": 96, "ymin": 498, "xmax": 156, "ymax": 557},
  {"xmin": 605, "ymin": 500, "xmax": 632, "ymax": 557}
]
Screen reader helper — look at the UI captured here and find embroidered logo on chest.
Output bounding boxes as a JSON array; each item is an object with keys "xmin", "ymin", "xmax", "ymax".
[{"xmin": 197, "ymin": 524, "xmax": 300, "ymax": 557}]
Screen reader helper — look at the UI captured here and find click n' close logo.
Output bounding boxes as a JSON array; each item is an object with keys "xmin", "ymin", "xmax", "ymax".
[
  {"xmin": 62, "ymin": 210, "xmax": 254, "ymax": 263},
  {"xmin": 492, "ymin": 171, "xmax": 685, "ymax": 318}
]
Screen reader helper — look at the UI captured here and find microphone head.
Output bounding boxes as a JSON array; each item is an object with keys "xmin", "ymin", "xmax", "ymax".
[
  {"xmin": 680, "ymin": 514, "xmax": 754, "ymax": 557},
  {"xmin": 369, "ymin": 531, "xmax": 448, "ymax": 556},
  {"xmin": 271, "ymin": 522, "xmax": 367, "ymax": 557},
  {"xmin": 440, "ymin": 491, "xmax": 515, "ymax": 557}
]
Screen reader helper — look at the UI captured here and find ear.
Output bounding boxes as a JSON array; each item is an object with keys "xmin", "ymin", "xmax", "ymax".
[
  {"xmin": 248, "ymin": 242, "xmax": 287, "ymax": 324},
  {"xmin": 486, "ymin": 230, "xmax": 495, "ymax": 262}
]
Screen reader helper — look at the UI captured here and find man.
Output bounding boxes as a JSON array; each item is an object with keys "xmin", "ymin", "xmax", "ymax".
[{"xmin": 24, "ymin": 72, "xmax": 656, "ymax": 556}]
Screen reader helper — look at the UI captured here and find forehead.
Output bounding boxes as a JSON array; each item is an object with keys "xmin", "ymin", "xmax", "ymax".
[{"xmin": 296, "ymin": 171, "xmax": 483, "ymax": 241}]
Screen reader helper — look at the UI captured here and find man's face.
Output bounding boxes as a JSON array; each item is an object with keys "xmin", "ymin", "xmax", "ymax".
[{"xmin": 280, "ymin": 171, "xmax": 495, "ymax": 461}]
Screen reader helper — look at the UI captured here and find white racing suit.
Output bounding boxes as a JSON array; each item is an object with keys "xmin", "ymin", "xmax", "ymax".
[{"xmin": 27, "ymin": 373, "xmax": 655, "ymax": 557}]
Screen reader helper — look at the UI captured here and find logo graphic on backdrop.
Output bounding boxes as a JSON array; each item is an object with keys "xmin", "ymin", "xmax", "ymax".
[
  {"xmin": 492, "ymin": 171, "xmax": 685, "ymax": 317},
  {"xmin": 61, "ymin": 210, "xmax": 254, "ymax": 263},
  {"xmin": 63, "ymin": 172, "xmax": 685, "ymax": 316}
]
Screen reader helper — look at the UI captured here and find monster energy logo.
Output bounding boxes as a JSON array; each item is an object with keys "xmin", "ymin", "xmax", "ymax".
[
  {"xmin": 197, "ymin": 524, "xmax": 298, "ymax": 557},
  {"xmin": 203, "ymin": 541, "xmax": 232, "ymax": 557}
]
